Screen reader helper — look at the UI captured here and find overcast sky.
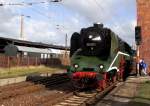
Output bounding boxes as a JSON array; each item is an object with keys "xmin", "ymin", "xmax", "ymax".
[{"xmin": 0, "ymin": 0, "xmax": 136, "ymax": 46}]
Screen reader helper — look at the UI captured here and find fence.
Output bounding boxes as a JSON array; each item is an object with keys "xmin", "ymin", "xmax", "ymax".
[{"xmin": 0, "ymin": 55, "xmax": 70, "ymax": 68}]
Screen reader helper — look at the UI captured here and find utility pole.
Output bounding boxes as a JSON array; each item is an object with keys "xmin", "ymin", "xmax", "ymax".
[
  {"xmin": 135, "ymin": 26, "xmax": 142, "ymax": 76},
  {"xmin": 64, "ymin": 33, "xmax": 68, "ymax": 65},
  {"xmin": 20, "ymin": 15, "xmax": 24, "ymax": 40},
  {"xmin": 20, "ymin": 15, "xmax": 30, "ymax": 40},
  {"xmin": 65, "ymin": 33, "xmax": 68, "ymax": 55},
  {"xmin": 56, "ymin": 25, "xmax": 68, "ymax": 65}
]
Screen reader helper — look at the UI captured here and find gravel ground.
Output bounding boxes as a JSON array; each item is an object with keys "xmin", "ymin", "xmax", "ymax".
[
  {"xmin": 0, "ymin": 73, "xmax": 73, "ymax": 106},
  {"xmin": 0, "ymin": 82, "xmax": 33, "ymax": 92},
  {"xmin": 0, "ymin": 89, "xmax": 68, "ymax": 106},
  {"xmin": 0, "ymin": 81, "xmax": 73, "ymax": 106}
]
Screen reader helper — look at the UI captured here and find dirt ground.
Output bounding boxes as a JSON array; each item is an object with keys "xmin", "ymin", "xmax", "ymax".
[{"xmin": 96, "ymin": 76, "xmax": 150, "ymax": 106}]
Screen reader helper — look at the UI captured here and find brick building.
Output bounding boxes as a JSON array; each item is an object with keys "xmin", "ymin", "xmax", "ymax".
[{"xmin": 137, "ymin": 0, "xmax": 150, "ymax": 71}]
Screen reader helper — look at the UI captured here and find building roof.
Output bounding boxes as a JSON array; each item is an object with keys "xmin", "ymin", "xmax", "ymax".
[
  {"xmin": 0, "ymin": 36, "xmax": 70, "ymax": 50},
  {"xmin": 16, "ymin": 45, "xmax": 51, "ymax": 54},
  {"xmin": 50, "ymin": 49, "xmax": 61, "ymax": 54}
]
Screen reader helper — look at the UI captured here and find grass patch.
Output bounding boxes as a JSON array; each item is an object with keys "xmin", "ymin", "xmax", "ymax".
[{"xmin": 0, "ymin": 66, "xmax": 64, "ymax": 79}]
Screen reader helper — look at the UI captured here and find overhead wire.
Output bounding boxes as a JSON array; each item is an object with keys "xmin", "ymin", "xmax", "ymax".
[
  {"xmin": 26, "ymin": 1, "xmax": 64, "ymax": 28},
  {"xmin": 1, "ymin": 1, "xmax": 61, "ymax": 28},
  {"xmin": 93, "ymin": 0, "xmax": 132, "ymax": 44},
  {"xmin": 30, "ymin": 4, "xmax": 77, "ymax": 35},
  {"xmin": 93, "ymin": 0, "xmax": 121, "ymax": 25},
  {"xmin": 0, "ymin": 0, "xmax": 68, "ymax": 45},
  {"xmin": 0, "ymin": 1, "xmax": 51, "ymax": 20},
  {"xmin": 0, "ymin": 1, "xmax": 47, "ymax": 6},
  {"xmin": 1, "ymin": 1, "xmax": 130, "ymax": 41},
  {"xmin": 87, "ymin": 0, "xmax": 103, "ymax": 21},
  {"xmin": 29, "ymin": 7, "xmax": 52, "ymax": 20}
]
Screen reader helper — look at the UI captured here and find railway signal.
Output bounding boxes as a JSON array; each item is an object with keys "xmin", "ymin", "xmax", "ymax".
[{"xmin": 135, "ymin": 26, "xmax": 142, "ymax": 45}]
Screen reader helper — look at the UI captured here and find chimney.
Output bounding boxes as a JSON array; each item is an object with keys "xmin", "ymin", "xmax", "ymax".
[{"xmin": 94, "ymin": 23, "xmax": 103, "ymax": 28}]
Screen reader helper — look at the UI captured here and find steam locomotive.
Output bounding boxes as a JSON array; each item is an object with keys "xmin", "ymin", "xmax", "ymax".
[{"xmin": 67, "ymin": 23, "xmax": 133, "ymax": 90}]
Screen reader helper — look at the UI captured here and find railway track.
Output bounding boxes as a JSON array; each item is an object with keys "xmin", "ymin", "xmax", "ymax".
[
  {"xmin": 0, "ymin": 82, "xmax": 73, "ymax": 106},
  {"xmin": 27, "ymin": 73, "xmax": 70, "ymax": 87},
  {"xmin": 0, "ymin": 73, "xmax": 71, "ymax": 103},
  {"xmin": 0, "ymin": 73, "xmax": 119, "ymax": 106},
  {"xmin": 48, "ymin": 82, "xmax": 117, "ymax": 106}
]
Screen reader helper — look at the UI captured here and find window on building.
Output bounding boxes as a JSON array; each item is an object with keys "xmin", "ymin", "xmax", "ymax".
[
  {"xmin": 41, "ymin": 54, "xmax": 44, "ymax": 59},
  {"xmin": 24, "ymin": 52, "xmax": 28, "ymax": 56},
  {"xmin": 48, "ymin": 54, "xmax": 50, "ymax": 58},
  {"xmin": 50, "ymin": 54, "xmax": 53, "ymax": 58},
  {"xmin": 44, "ymin": 54, "xmax": 47, "ymax": 59}
]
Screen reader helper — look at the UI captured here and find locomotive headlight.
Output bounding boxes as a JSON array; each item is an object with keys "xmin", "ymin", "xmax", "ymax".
[
  {"xmin": 74, "ymin": 64, "xmax": 79, "ymax": 68},
  {"xmin": 88, "ymin": 35, "xmax": 93, "ymax": 39},
  {"xmin": 92, "ymin": 36, "xmax": 101, "ymax": 41},
  {"xmin": 99, "ymin": 64, "xmax": 104, "ymax": 69}
]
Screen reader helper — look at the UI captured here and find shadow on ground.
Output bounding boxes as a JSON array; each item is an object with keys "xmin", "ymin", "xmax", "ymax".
[
  {"xmin": 97, "ymin": 100, "xmax": 150, "ymax": 106},
  {"xmin": 96, "ymin": 96, "xmax": 150, "ymax": 106},
  {"xmin": 26, "ymin": 73, "xmax": 73, "ymax": 93}
]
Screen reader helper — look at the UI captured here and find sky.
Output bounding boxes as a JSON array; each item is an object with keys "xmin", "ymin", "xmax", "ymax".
[{"xmin": 0, "ymin": 0, "xmax": 136, "ymax": 46}]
